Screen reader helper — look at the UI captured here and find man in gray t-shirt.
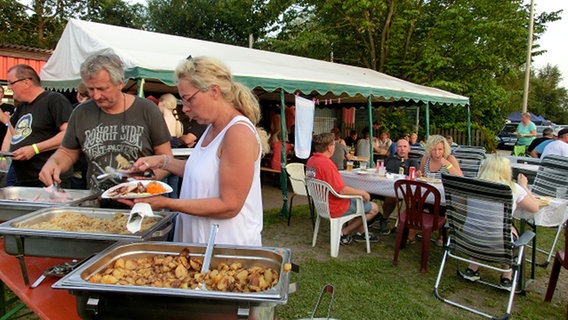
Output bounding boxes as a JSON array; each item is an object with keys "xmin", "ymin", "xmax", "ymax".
[{"xmin": 39, "ymin": 53, "xmax": 172, "ymax": 195}]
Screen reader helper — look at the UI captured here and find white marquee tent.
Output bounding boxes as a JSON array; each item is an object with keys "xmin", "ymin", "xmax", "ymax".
[{"xmin": 41, "ymin": 19, "xmax": 469, "ymax": 107}]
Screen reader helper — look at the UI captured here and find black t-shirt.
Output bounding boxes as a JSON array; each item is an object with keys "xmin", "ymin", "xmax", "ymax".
[
  {"xmin": 10, "ymin": 91, "xmax": 73, "ymax": 186},
  {"xmin": 527, "ymin": 136, "xmax": 551, "ymax": 153},
  {"xmin": 384, "ymin": 157, "xmax": 420, "ymax": 175}
]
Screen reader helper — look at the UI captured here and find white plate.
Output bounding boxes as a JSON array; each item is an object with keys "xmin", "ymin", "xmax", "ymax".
[
  {"xmin": 356, "ymin": 169, "xmax": 369, "ymax": 175},
  {"xmin": 101, "ymin": 180, "xmax": 173, "ymax": 199}
]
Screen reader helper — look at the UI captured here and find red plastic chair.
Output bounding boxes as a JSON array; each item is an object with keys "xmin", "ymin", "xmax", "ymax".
[
  {"xmin": 544, "ymin": 222, "xmax": 568, "ymax": 319},
  {"xmin": 392, "ymin": 179, "xmax": 445, "ymax": 273}
]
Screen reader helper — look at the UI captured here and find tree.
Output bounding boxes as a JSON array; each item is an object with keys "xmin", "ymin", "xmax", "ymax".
[
  {"xmin": 261, "ymin": 0, "xmax": 561, "ymax": 136},
  {"xmin": 146, "ymin": 0, "xmax": 292, "ymax": 47},
  {"xmin": 529, "ymin": 64, "xmax": 568, "ymax": 124},
  {"xmin": 81, "ymin": 0, "xmax": 148, "ymax": 30}
]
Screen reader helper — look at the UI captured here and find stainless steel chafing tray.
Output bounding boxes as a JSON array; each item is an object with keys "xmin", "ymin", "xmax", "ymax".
[
  {"xmin": 0, "ymin": 187, "xmax": 98, "ymax": 221},
  {"xmin": 53, "ymin": 241, "xmax": 294, "ymax": 320},
  {"xmin": 0, "ymin": 207, "xmax": 176, "ymax": 259}
]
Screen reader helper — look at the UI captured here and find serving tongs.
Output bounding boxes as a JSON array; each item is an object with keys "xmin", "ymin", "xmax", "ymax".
[
  {"xmin": 126, "ymin": 202, "xmax": 158, "ymax": 233},
  {"xmin": 197, "ymin": 224, "xmax": 219, "ymax": 290},
  {"xmin": 96, "ymin": 166, "xmax": 155, "ymax": 181},
  {"xmin": 30, "ymin": 260, "xmax": 79, "ymax": 288}
]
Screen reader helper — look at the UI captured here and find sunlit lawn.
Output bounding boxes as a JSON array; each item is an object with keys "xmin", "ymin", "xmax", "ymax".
[{"xmin": 263, "ymin": 205, "xmax": 567, "ymax": 320}]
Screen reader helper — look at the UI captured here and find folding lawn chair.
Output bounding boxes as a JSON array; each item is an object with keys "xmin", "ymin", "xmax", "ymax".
[{"xmin": 434, "ymin": 174, "xmax": 535, "ymax": 319}]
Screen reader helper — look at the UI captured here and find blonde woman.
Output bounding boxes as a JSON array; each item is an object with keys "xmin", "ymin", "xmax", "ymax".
[
  {"xmin": 463, "ymin": 154, "xmax": 538, "ymax": 288},
  {"xmin": 158, "ymin": 93, "xmax": 183, "ymax": 141},
  {"xmin": 125, "ymin": 56, "xmax": 269, "ymax": 246},
  {"xmin": 418, "ymin": 135, "xmax": 463, "ymax": 178}
]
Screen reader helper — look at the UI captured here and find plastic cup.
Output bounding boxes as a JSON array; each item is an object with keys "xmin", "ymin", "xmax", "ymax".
[
  {"xmin": 378, "ymin": 166, "xmax": 386, "ymax": 177},
  {"xmin": 0, "ymin": 157, "xmax": 11, "ymax": 173},
  {"xmin": 346, "ymin": 161, "xmax": 353, "ymax": 172},
  {"xmin": 359, "ymin": 162, "xmax": 368, "ymax": 171}
]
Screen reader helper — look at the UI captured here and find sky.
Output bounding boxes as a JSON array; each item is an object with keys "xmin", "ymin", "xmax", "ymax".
[
  {"xmin": 529, "ymin": 1, "xmax": 568, "ymax": 89},
  {"xmin": 127, "ymin": 0, "xmax": 566, "ymax": 88}
]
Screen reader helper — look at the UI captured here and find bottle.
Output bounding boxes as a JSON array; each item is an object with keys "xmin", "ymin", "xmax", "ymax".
[
  {"xmin": 398, "ymin": 158, "xmax": 405, "ymax": 175},
  {"xmin": 409, "ymin": 166, "xmax": 416, "ymax": 180}
]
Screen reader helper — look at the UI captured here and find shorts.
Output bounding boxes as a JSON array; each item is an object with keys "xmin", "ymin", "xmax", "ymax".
[{"xmin": 341, "ymin": 198, "xmax": 373, "ymax": 216}]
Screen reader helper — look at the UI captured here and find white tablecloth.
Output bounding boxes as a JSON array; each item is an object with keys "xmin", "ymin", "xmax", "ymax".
[
  {"xmin": 340, "ymin": 169, "xmax": 445, "ymax": 204},
  {"xmin": 514, "ymin": 198, "xmax": 568, "ymax": 227}
]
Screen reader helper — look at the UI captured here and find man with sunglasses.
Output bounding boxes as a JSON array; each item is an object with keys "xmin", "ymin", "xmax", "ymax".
[{"xmin": 2, "ymin": 64, "xmax": 73, "ymax": 187}]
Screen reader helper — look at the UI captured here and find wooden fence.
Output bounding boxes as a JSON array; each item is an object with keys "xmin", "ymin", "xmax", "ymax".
[{"xmin": 430, "ymin": 128, "xmax": 493, "ymax": 149}]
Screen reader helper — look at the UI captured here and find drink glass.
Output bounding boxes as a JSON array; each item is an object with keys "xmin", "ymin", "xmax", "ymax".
[
  {"xmin": 378, "ymin": 166, "xmax": 386, "ymax": 176},
  {"xmin": 0, "ymin": 157, "xmax": 11, "ymax": 173},
  {"xmin": 346, "ymin": 161, "xmax": 353, "ymax": 172},
  {"xmin": 359, "ymin": 162, "xmax": 367, "ymax": 171}
]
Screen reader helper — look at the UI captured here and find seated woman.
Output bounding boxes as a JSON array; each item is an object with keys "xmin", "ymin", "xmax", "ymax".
[
  {"xmin": 418, "ymin": 135, "xmax": 463, "ymax": 178},
  {"xmin": 462, "ymin": 154, "xmax": 539, "ymax": 289},
  {"xmin": 409, "ymin": 135, "xmax": 463, "ymax": 245},
  {"xmin": 270, "ymin": 131, "xmax": 293, "ymax": 171},
  {"xmin": 374, "ymin": 131, "xmax": 392, "ymax": 156}
]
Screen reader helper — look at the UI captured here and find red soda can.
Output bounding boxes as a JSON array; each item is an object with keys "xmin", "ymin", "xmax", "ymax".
[{"xmin": 409, "ymin": 166, "xmax": 416, "ymax": 180}]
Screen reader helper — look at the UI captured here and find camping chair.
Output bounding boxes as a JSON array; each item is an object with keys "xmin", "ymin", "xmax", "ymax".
[
  {"xmin": 408, "ymin": 145, "xmax": 425, "ymax": 160},
  {"xmin": 512, "ymin": 145, "xmax": 527, "ymax": 157},
  {"xmin": 527, "ymin": 155, "xmax": 568, "ymax": 267},
  {"xmin": 455, "ymin": 157, "xmax": 483, "ymax": 178},
  {"xmin": 392, "ymin": 179, "xmax": 445, "ymax": 273},
  {"xmin": 453, "ymin": 146, "xmax": 486, "ymax": 160},
  {"xmin": 305, "ymin": 178, "xmax": 371, "ymax": 258},
  {"xmin": 434, "ymin": 174, "xmax": 535, "ymax": 320},
  {"xmin": 544, "ymin": 222, "xmax": 568, "ymax": 320},
  {"xmin": 285, "ymin": 163, "xmax": 313, "ymax": 226}
]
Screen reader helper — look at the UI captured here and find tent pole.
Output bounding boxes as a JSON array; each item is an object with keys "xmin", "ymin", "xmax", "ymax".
[
  {"xmin": 279, "ymin": 90, "xmax": 289, "ymax": 217},
  {"xmin": 425, "ymin": 103, "xmax": 430, "ymax": 139},
  {"xmin": 467, "ymin": 105, "xmax": 472, "ymax": 145},
  {"xmin": 367, "ymin": 96, "xmax": 374, "ymax": 167},
  {"xmin": 136, "ymin": 78, "xmax": 145, "ymax": 97}
]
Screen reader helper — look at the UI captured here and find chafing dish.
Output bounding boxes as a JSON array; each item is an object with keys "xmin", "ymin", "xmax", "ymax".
[
  {"xmin": 53, "ymin": 241, "xmax": 295, "ymax": 320},
  {"xmin": 0, "ymin": 187, "xmax": 98, "ymax": 221},
  {"xmin": 0, "ymin": 207, "xmax": 176, "ymax": 259}
]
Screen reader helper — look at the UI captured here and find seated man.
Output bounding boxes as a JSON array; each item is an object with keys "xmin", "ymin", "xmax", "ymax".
[
  {"xmin": 307, "ymin": 132, "xmax": 380, "ymax": 244},
  {"xmin": 373, "ymin": 139, "xmax": 420, "ymax": 235},
  {"xmin": 528, "ymin": 127, "xmax": 553, "ymax": 158},
  {"xmin": 541, "ymin": 128, "xmax": 568, "ymax": 158}
]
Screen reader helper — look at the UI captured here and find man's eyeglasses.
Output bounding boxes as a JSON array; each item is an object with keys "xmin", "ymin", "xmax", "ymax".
[
  {"xmin": 8, "ymin": 78, "xmax": 31, "ymax": 86},
  {"xmin": 181, "ymin": 90, "xmax": 201, "ymax": 106}
]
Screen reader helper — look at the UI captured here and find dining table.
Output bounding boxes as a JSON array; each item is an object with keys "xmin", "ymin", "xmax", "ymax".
[
  {"xmin": 339, "ymin": 169, "xmax": 445, "ymax": 204},
  {"xmin": 514, "ymin": 196, "xmax": 568, "ymax": 288}
]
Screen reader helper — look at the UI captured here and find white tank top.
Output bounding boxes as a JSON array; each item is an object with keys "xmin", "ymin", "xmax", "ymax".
[{"xmin": 174, "ymin": 115, "xmax": 263, "ymax": 246}]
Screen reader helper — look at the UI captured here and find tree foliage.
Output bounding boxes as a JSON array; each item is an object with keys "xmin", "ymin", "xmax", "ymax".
[
  {"xmin": 261, "ymin": 0, "xmax": 563, "ymax": 133},
  {"xmin": 146, "ymin": 0, "xmax": 292, "ymax": 47}
]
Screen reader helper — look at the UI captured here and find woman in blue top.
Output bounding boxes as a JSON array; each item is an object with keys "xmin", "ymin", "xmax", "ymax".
[{"xmin": 515, "ymin": 112, "xmax": 537, "ymax": 147}]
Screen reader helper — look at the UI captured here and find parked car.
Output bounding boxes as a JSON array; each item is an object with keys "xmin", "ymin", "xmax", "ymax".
[{"xmin": 497, "ymin": 123, "xmax": 518, "ymax": 150}]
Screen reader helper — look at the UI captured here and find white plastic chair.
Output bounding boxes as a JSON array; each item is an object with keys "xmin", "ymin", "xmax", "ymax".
[
  {"xmin": 285, "ymin": 163, "xmax": 312, "ymax": 226},
  {"xmin": 305, "ymin": 178, "xmax": 371, "ymax": 258}
]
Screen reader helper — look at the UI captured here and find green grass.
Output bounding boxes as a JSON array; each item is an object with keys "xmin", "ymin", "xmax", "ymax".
[{"xmin": 263, "ymin": 204, "xmax": 567, "ymax": 320}]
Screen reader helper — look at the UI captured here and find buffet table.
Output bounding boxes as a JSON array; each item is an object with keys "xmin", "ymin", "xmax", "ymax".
[{"xmin": 0, "ymin": 239, "xmax": 79, "ymax": 320}]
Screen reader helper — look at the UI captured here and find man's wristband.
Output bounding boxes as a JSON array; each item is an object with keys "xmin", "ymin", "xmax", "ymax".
[
  {"xmin": 32, "ymin": 143, "xmax": 40, "ymax": 155},
  {"xmin": 445, "ymin": 164, "xmax": 453, "ymax": 170}
]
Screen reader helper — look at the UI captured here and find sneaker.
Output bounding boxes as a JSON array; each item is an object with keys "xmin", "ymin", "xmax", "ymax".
[
  {"xmin": 379, "ymin": 218, "xmax": 391, "ymax": 235},
  {"xmin": 340, "ymin": 234, "xmax": 353, "ymax": 246},
  {"xmin": 463, "ymin": 268, "xmax": 480, "ymax": 282},
  {"xmin": 353, "ymin": 232, "xmax": 379, "ymax": 243},
  {"xmin": 500, "ymin": 277, "xmax": 512, "ymax": 290}
]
